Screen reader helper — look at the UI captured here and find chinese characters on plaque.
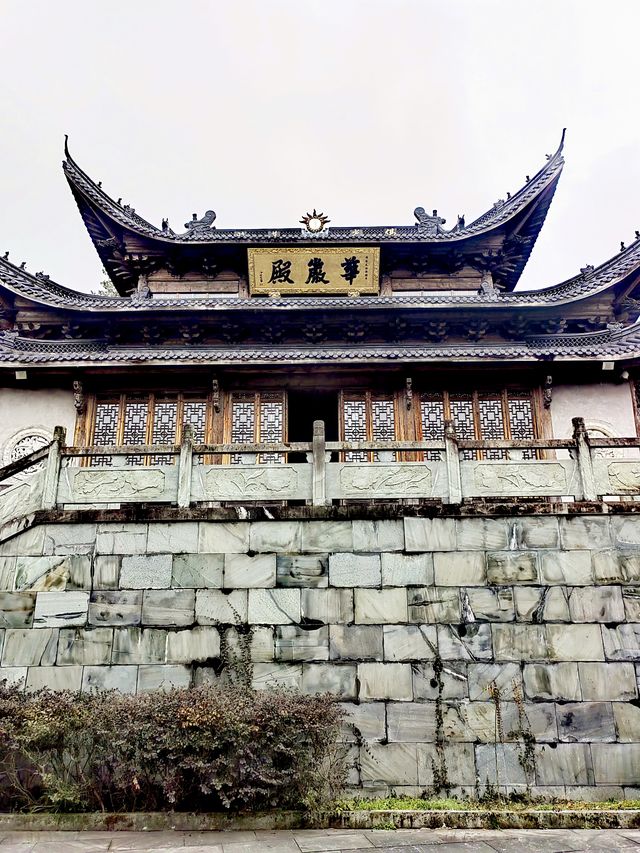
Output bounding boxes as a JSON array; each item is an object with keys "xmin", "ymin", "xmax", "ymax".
[{"xmin": 248, "ymin": 247, "xmax": 380, "ymax": 295}]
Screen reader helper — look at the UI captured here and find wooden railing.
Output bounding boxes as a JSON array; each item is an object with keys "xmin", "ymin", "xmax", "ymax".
[{"xmin": 1, "ymin": 419, "xmax": 640, "ymax": 524}]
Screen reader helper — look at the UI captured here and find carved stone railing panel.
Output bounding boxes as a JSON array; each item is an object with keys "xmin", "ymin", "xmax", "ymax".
[
  {"xmin": 192, "ymin": 464, "xmax": 312, "ymax": 502},
  {"xmin": 594, "ymin": 459, "xmax": 640, "ymax": 495},
  {"xmin": 462, "ymin": 460, "xmax": 578, "ymax": 498},
  {"xmin": 57, "ymin": 466, "xmax": 177, "ymax": 504},
  {"xmin": 0, "ymin": 468, "xmax": 45, "ymax": 526},
  {"xmin": 326, "ymin": 462, "xmax": 446, "ymax": 500}
]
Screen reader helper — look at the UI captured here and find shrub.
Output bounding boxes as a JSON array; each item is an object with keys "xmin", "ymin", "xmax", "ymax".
[{"xmin": 0, "ymin": 683, "xmax": 345, "ymax": 813}]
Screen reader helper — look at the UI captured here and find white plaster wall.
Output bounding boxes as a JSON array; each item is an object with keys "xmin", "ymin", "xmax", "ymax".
[
  {"xmin": 0, "ymin": 388, "xmax": 76, "ymax": 462},
  {"xmin": 550, "ymin": 381, "xmax": 636, "ymax": 438}
]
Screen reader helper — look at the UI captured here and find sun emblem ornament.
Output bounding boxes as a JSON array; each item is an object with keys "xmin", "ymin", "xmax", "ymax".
[{"xmin": 300, "ymin": 209, "xmax": 330, "ymax": 234}]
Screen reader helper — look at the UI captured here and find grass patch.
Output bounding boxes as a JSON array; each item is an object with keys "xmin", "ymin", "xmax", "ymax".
[{"xmin": 336, "ymin": 795, "xmax": 640, "ymax": 812}]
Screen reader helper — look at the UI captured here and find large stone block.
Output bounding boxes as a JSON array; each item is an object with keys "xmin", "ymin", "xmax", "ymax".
[
  {"xmin": 93, "ymin": 556, "xmax": 120, "ymax": 590},
  {"xmin": 404, "ymin": 518, "xmax": 456, "ymax": 552},
  {"xmin": 486, "ymin": 552, "xmax": 538, "ymax": 584},
  {"xmin": 618, "ymin": 552, "xmax": 640, "ymax": 583},
  {"xmin": 546, "ymin": 625, "xmax": 605, "ymax": 662},
  {"xmin": 456, "ymin": 518, "xmax": 510, "ymax": 551},
  {"xmin": 568, "ymin": 586, "xmax": 625, "ymax": 623},
  {"xmin": 198, "ymin": 522, "xmax": 250, "ymax": 554},
  {"xmin": 524, "ymin": 663, "xmax": 581, "ymax": 701},
  {"xmin": 43, "ymin": 524, "xmax": 96, "ymax": 556},
  {"xmin": 301, "ymin": 589, "xmax": 353, "ymax": 624},
  {"xmin": 0, "ymin": 557, "xmax": 16, "ymax": 591},
  {"xmin": 438, "ymin": 623, "xmax": 492, "ymax": 661},
  {"xmin": 358, "ymin": 662, "xmax": 413, "ymax": 700},
  {"xmin": 535, "ymin": 743, "xmax": 593, "ymax": 785},
  {"xmin": 515, "ymin": 517, "xmax": 560, "ymax": 550},
  {"xmin": 611, "ymin": 702, "xmax": 640, "ymax": 742},
  {"xmin": 249, "ymin": 521, "xmax": 303, "ymax": 553},
  {"xmin": 26, "ymin": 666, "xmax": 83, "ymax": 692},
  {"xmin": 354, "ymin": 588, "xmax": 407, "ymax": 624},
  {"xmin": 407, "ymin": 587, "xmax": 460, "ymax": 623},
  {"xmin": 95, "ymin": 523, "xmax": 147, "ymax": 555},
  {"xmin": 171, "ymin": 554, "xmax": 223, "ymax": 589},
  {"xmin": 383, "ymin": 624, "xmax": 437, "ymax": 662},
  {"xmin": 476, "ymin": 744, "xmax": 527, "ymax": 786},
  {"xmin": 138, "ymin": 664, "xmax": 192, "ymax": 692},
  {"xmin": 0, "ymin": 526, "xmax": 45, "ymax": 558},
  {"xmin": 0, "ymin": 592, "xmax": 35, "ymax": 628},
  {"xmin": 146, "ymin": 522, "xmax": 198, "ymax": 554},
  {"xmin": 141, "ymin": 589, "xmax": 195, "ymax": 627},
  {"xmin": 418, "ymin": 743, "xmax": 476, "ymax": 786},
  {"xmin": 82, "ymin": 665, "xmax": 137, "ymax": 693},
  {"xmin": 165, "ymin": 626, "xmax": 220, "ymax": 663},
  {"xmin": 591, "ymin": 744, "xmax": 640, "ymax": 784},
  {"xmin": 557, "ymin": 702, "xmax": 615, "ymax": 742},
  {"xmin": 513, "ymin": 587, "xmax": 570, "ymax": 623},
  {"xmin": 623, "ymin": 587, "xmax": 640, "ymax": 621},
  {"xmin": 33, "ymin": 591, "xmax": 88, "ymax": 628},
  {"xmin": 493, "ymin": 624, "xmax": 548, "ymax": 661},
  {"xmin": 465, "ymin": 588, "xmax": 515, "ymax": 622},
  {"xmin": 120, "ymin": 554, "xmax": 172, "ymax": 590},
  {"xmin": 591, "ymin": 551, "xmax": 626, "ymax": 584},
  {"xmin": 413, "ymin": 661, "xmax": 467, "ymax": 700},
  {"xmin": 2, "ymin": 627, "xmax": 58, "ymax": 666},
  {"xmin": 14, "ymin": 556, "xmax": 69, "ymax": 592},
  {"xmin": 329, "ymin": 553, "xmax": 381, "ymax": 588},
  {"xmin": 387, "ymin": 702, "xmax": 437, "ymax": 742},
  {"xmin": 578, "ymin": 662, "xmax": 638, "ymax": 701},
  {"xmin": 111, "ymin": 627, "xmax": 167, "ymax": 665},
  {"xmin": 360, "ymin": 743, "xmax": 420, "ymax": 785},
  {"xmin": 89, "ymin": 590, "xmax": 142, "ymax": 627},
  {"xmin": 329, "ymin": 625, "xmax": 382, "ymax": 661},
  {"xmin": 338, "ymin": 702, "xmax": 386, "ymax": 743},
  {"xmin": 275, "ymin": 625, "xmax": 328, "ymax": 661},
  {"xmin": 224, "ymin": 553, "xmax": 276, "ymax": 588},
  {"xmin": 251, "ymin": 662, "xmax": 302, "ymax": 690},
  {"xmin": 196, "ymin": 589, "xmax": 248, "ymax": 624},
  {"xmin": 540, "ymin": 551, "xmax": 592, "ymax": 585},
  {"xmin": 0, "ymin": 667, "xmax": 27, "ymax": 688},
  {"xmin": 301, "ymin": 521, "xmax": 353, "ymax": 553},
  {"xmin": 611, "ymin": 517, "xmax": 640, "ymax": 547},
  {"xmin": 433, "ymin": 552, "xmax": 485, "ymax": 586},
  {"xmin": 602, "ymin": 624, "xmax": 640, "ymax": 661},
  {"xmin": 353, "ymin": 520, "xmax": 404, "ymax": 552},
  {"xmin": 468, "ymin": 662, "xmax": 522, "ymax": 701},
  {"xmin": 301, "ymin": 663, "xmax": 357, "ymax": 699},
  {"xmin": 381, "ymin": 552, "xmax": 433, "ymax": 587},
  {"xmin": 247, "ymin": 589, "xmax": 301, "ymax": 624},
  {"xmin": 57, "ymin": 627, "xmax": 113, "ymax": 666},
  {"xmin": 224, "ymin": 626, "xmax": 274, "ymax": 663},
  {"xmin": 276, "ymin": 554, "xmax": 328, "ymax": 588},
  {"xmin": 561, "ymin": 516, "xmax": 611, "ymax": 550}
]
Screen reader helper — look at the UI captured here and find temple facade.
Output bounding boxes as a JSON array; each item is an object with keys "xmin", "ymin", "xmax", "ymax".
[{"xmin": 1, "ymin": 132, "xmax": 640, "ymax": 797}]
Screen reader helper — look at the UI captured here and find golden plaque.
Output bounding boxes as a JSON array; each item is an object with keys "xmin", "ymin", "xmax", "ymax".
[{"xmin": 248, "ymin": 247, "xmax": 379, "ymax": 295}]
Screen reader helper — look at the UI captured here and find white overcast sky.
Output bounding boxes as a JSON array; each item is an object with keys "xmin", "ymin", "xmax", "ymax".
[{"xmin": 0, "ymin": 0, "xmax": 638, "ymax": 293}]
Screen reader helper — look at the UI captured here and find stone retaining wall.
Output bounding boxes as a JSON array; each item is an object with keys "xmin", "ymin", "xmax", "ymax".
[{"xmin": 1, "ymin": 514, "xmax": 639, "ymax": 798}]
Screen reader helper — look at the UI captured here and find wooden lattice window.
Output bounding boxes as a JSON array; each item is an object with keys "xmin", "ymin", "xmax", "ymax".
[
  {"xmin": 225, "ymin": 391, "xmax": 287, "ymax": 464},
  {"xmin": 339, "ymin": 392, "xmax": 398, "ymax": 461}
]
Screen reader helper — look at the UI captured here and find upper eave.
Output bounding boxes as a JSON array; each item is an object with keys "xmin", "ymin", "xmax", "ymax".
[{"xmin": 63, "ymin": 133, "xmax": 566, "ymax": 294}]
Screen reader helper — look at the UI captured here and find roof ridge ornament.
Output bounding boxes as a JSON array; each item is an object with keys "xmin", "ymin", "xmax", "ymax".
[
  {"xmin": 300, "ymin": 210, "xmax": 330, "ymax": 233},
  {"xmin": 184, "ymin": 210, "xmax": 216, "ymax": 234}
]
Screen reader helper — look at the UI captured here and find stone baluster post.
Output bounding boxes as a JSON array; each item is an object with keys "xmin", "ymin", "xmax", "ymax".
[
  {"xmin": 178, "ymin": 423, "xmax": 194, "ymax": 508},
  {"xmin": 312, "ymin": 420, "xmax": 327, "ymax": 507},
  {"xmin": 42, "ymin": 425, "xmax": 66, "ymax": 510},
  {"xmin": 572, "ymin": 417, "xmax": 597, "ymax": 502},
  {"xmin": 444, "ymin": 419, "xmax": 462, "ymax": 504}
]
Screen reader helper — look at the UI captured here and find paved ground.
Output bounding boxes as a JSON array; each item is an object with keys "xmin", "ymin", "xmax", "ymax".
[{"xmin": 0, "ymin": 828, "xmax": 639, "ymax": 852}]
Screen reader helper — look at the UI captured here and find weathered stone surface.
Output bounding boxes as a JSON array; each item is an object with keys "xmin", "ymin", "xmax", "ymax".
[
  {"xmin": 407, "ymin": 587, "xmax": 460, "ymax": 623},
  {"xmin": 568, "ymin": 586, "xmax": 625, "ymax": 622},
  {"xmin": 355, "ymin": 588, "xmax": 407, "ymax": 624},
  {"xmin": 247, "ymin": 589, "xmax": 301, "ymax": 624},
  {"xmin": 360, "ymin": 743, "xmax": 419, "ymax": 785},
  {"xmin": 0, "ymin": 556, "xmax": 16, "ymax": 590},
  {"xmin": 547, "ymin": 625, "xmax": 605, "ymax": 662},
  {"xmin": 535, "ymin": 743, "xmax": 593, "ymax": 785},
  {"xmin": 524, "ymin": 663, "xmax": 581, "ymax": 700},
  {"xmin": 493, "ymin": 624, "xmax": 547, "ymax": 661},
  {"xmin": 120, "ymin": 554, "xmax": 172, "ymax": 590},
  {"xmin": 338, "ymin": 702, "xmax": 386, "ymax": 742},
  {"xmin": 0, "ymin": 526, "xmax": 45, "ymax": 558},
  {"xmin": 468, "ymin": 662, "xmax": 522, "ymax": 701},
  {"xmin": 93, "ymin": 555, "xmax": 120, "ymax": 590},
  {"xmin": 147, "ymin": 522, "xmax": 198, "ymax": 554},
  {"xmin": 137, "ymin": 664, "xmax": 191, "ymax": 692},
  {"xmin": 301, "ymin": 521, "xmax": 353, "ymax": 553},
  {"xmin": 0, "ymin": 666, "xmax": 27, "ymax": 687},
  {"xmin": 251, "ymin": 662, "xmax": 302, "ymax": 690},
  {"xmin": 14, "ymin": 556, "xmax": 68, "ymax": 591},
  {"xmin": 195, "ymin": 589, "xmax": 247, "ymax": 624},
  {"xmin": 33, "ymin": 591, "xmax": 88, "ymax": 628},
  {"xmin": 418, "ymin": 743, "xmax": 476, "ymax": 786},
  {"xmin": 623, "ymin": 587, "xmax": 640, "ymax": 621},
  {"xmin": 612, "ymin": 701, "xmax": 640, "ymax": 741},
  {"xmin": 111, "ymin": 627, "xmax": 167, "ymax": 665},
  {"xmin": 433, "ymin": 552, "xmax": 485, "ymax": 586},
  {"xmin": 486, "ymin": 552, "xmax": 538, "ymax": 584},
  {"xmin": 57, "ymin": 628, "xmax": 113, "ymax": 666},
  {"xmin": 275, "ymin": 625, "xmax": 328, "ymax": 661},
  {"xmin": 276, "ymin": 554, "xmax": 328, "ymax": 588},
  {"xmin": 513, "ymin": 587, "xmax": 570, "ymax": 623},
  {"xmin": 591, "ymin": 551, "xmax": 626, "ymax": 584},
  {"xmin": 141, "ymin": 589, "xmax": 195, "ymax": 627},
  {"xmin": 540, "ymin": 551, "xmax": 592, "ymax": 585},
  {"xmin": 602, "ymin": 624, "xmax": 640, "ymax": 661},
  {"xmin": 95, "ymin": 523, "xmax": 147, "ymax": 555},
  {"xmin": 383, "ymin": 624, "xmax": 437, "ymax": 661},
  {"xmin": 456, "ymin": 519, "xmax": 510, "ymax": 551},
  {"xmin": 0, "ymin": 592, "xmax": 35, "ymax": 627},
  {"xmin": 557, "ymin": 702, "xmax": 616, "ymax": 742},
  {"xmin": 301, "ymin": 663, "xmax": 356, "ymax": 699},
  {"xmin": 165, "ymin": 626, "xmax": 220, "ymax": 663},
  {"xmin": 329, "ymin": 553, "xmax": 381, "ymax": 588},
  {"xmin": 443, "ymin": 701, "xmax": 556, "ymax": 743},
  {"xmin": 438, "ymin": 623, "xmax": 492, "ymax": 661},
  {"xmin": 476, "ymin": 743, "xmax": 527, "ymax": 786},
  {"xmin": 329, "ymin": 625, "xmax": 382, "ymax": 661},
  {"xmin": 301, "ymin": 589, "xmax": 353, "ymax": 624},
  {"xmin": 618, "ymin": 552, "xmax": 640, "ymax": 583},
  {"xmin": 387, "ymin": 702, "xmax": 437, "ymax": 742},
  {"xmin": 358, "ymin": 662, "xmax": 413, "ymax": 700},
  {"xmin": 224, "ymin": 625, "xmax": 274, "ymax": 663},
  {"xmin": 2, "ymin": 627, "xmax": 58, "ymax": 666},
  {"xmin": 413, "ymin": 661, "xmax": 467, "ymax": 700},
  {"xmin": 249, "ymin": 521, "xmax": 303, "ymax": 553},
  {"xmin": 515, "ymin": 517, "xmax": 560, "ymax": 550},
  {"xmin": 561, "ymin": 517, "xmax": 611, "ymax": 550},
  {"xmin": 404, "ymin": 518, "xmax": 456, "ymax": 552},
  {"xmin": 43, "ymin": 524, "xmax": 96, "ymax": 556},
  {"xmin": 224, "ymin": 553, "xmax": 276, "ymax": 588},
  {"xmin": 353, "ymin": 520, "xmax": 404, "ymax": 552},
  {"xmin": 82, "ymin": 665, "xmax": 137, "ymax": 693},
  {"xmin": 89, "ymin": 591, "xmax": 142, "ymax": 626},
  {"xmin": 611, "ymin": 517, "xmax": 640, "ymax": 547},
  {"xmin": 198, "ymin": 522, "xmax": 249, "ymax": 554},
  {"xmin": 465, "ymin": 588, "xmax": 515, "ymax": 622},
  {"xmin": 171, "ymin": 554, "xmax": 223, "ymax": 588},
  {"xmin": 26, "ymin": 666, "xmax": 82, "ymax": 692},
  {"xmin": 578, "ymin": 662, "xmax": 638, "ymax": 701},
  {"xmin": 381, "ymin": 552, "xmax": 433, "ymax": 587},
  {"xmin": 592, "ymin": 744, "xmax": 640, "ymax": 784}
]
